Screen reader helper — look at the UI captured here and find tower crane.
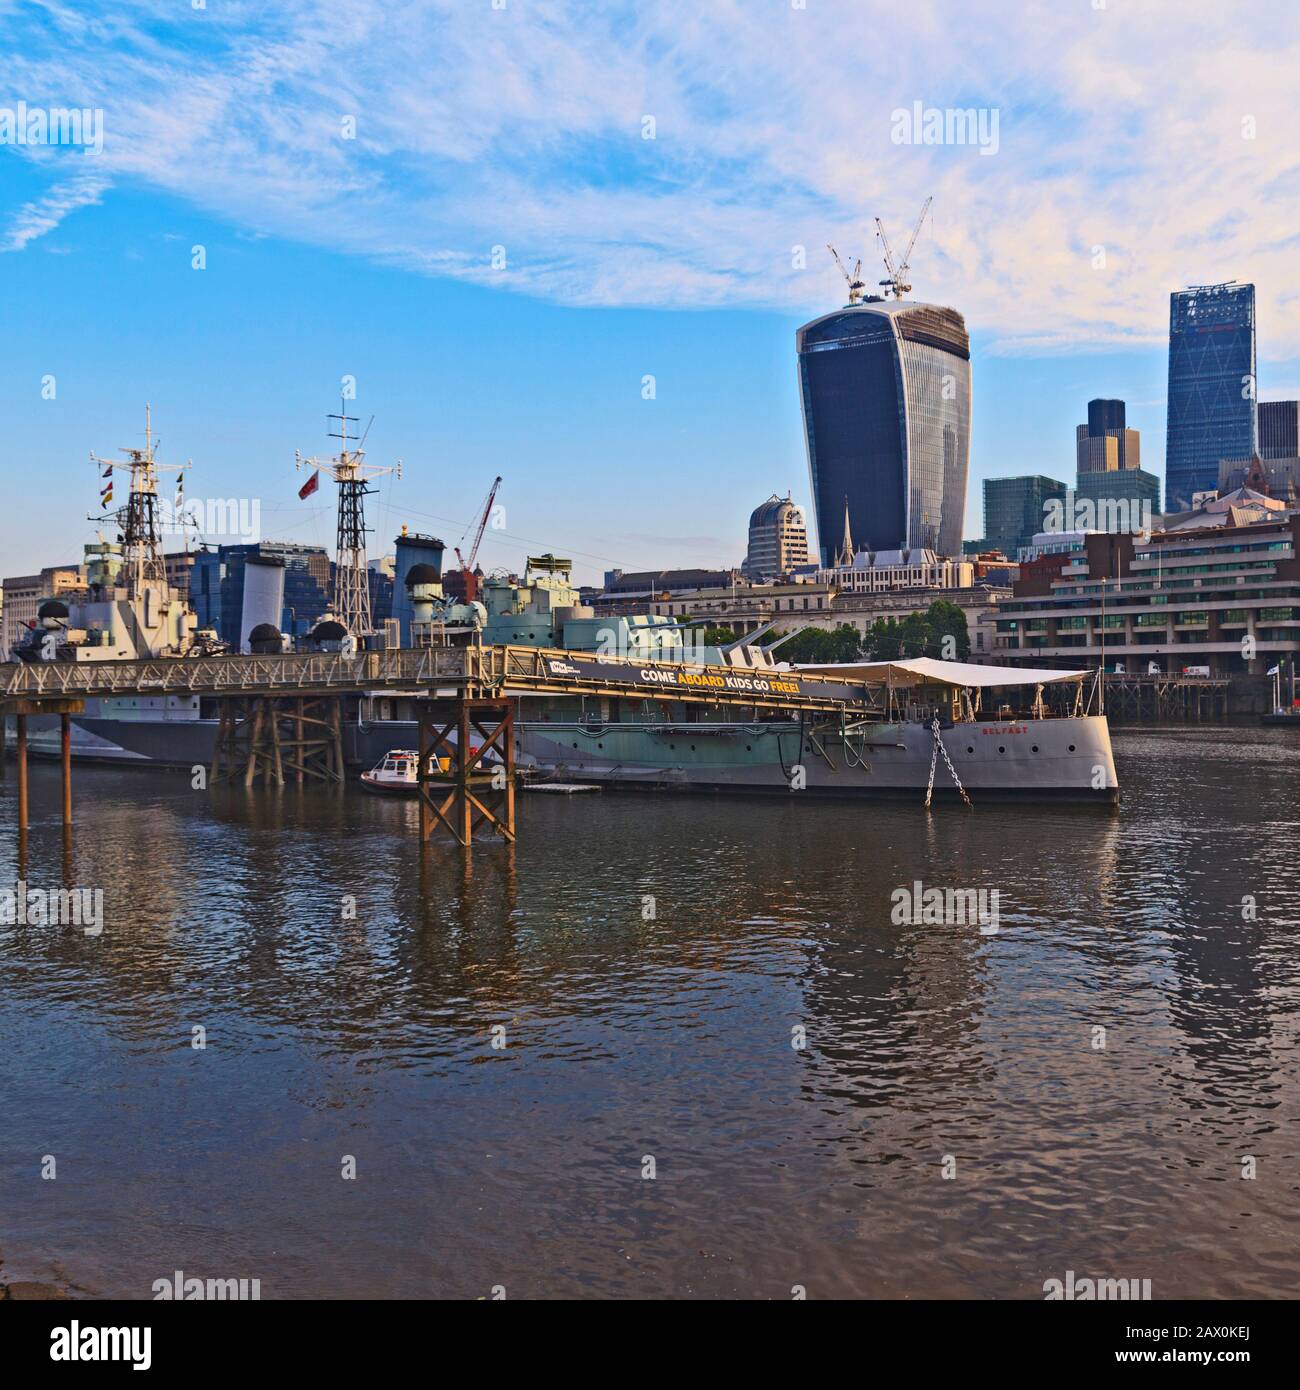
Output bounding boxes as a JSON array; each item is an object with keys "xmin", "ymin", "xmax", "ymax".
[
  {"xmin": 826, "ymin": 245, "xmax": 867, "ymax": 305},
  {"xmin": 450, "ymin": 475, "xmax": 502, "ymax": 602},
  {"xmin": 875, "ymin": 195, "xmax": 933, "ymax": 299}
]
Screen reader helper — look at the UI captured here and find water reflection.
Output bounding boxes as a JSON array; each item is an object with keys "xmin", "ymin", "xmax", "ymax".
[{"xmin": 1, "ymin": 728, "xmax": 1298, "ymax": 1298}]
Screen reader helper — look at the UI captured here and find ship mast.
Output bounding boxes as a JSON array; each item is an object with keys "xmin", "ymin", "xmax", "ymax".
[
  {"xmin": 296, "ymin": 401, "xmax": 401, "ymax": 642},
  {"xmin": 89, "ymin": 403, "xmax": 180, "ymax": 600}
]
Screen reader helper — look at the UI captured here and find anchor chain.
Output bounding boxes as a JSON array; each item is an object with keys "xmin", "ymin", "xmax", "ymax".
[{"xmin": 924, "ymin": 716, "xmax": 973, "ymax": 809}]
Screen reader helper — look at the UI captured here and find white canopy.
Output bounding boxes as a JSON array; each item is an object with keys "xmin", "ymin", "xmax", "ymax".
[{"xmin": 787, "ymin": 656, "xmax": 1090, "ymax": 689}]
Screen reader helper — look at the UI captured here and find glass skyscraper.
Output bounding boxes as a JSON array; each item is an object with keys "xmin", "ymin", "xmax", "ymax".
[
  {"xmin": 983, "ymin": 475, "xmax": 1068, "ymax": 559},
  {"xmin": 797, "ymin": 300, "xmax": 971, "ymax": 564},
  {"xmin": 1165, "ymin": 282, "xmax": 1257, "ymax": 512}
]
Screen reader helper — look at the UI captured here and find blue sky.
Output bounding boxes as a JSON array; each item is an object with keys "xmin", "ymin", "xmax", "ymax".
[{"xmin": 3, "ymin": 0, "xmax": 1299, "ymax": 583}]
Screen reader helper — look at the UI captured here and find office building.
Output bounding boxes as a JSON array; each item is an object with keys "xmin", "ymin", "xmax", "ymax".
[
  {"xmin": 1165, "ymin": 282, "xmax": 1257, "ymax": 512},
  {"xmin": 1258, "ymin": 400, "xmax": 1300, "ymax": 460},
  {"xmin": 742, "ymin": 493, "xmax": 810, "ymax": 580},
  {"xmin": 796, "ymin": 299, "xmax": 971, "ymax": 562},
  {"xmin": 983, "ymin": 475, "xmax": 1068, "ymax": 559},
  {"xmin": 1076, "ymin": 466, "xmax": 1161, "ymax": 522},
  {"xmin": 1075, "ymin": 398, "xmax": 1141, "ymax": 474},
  {"xmin": 195, "ymin": 541, "xmax": 331, "ymax": 645}
]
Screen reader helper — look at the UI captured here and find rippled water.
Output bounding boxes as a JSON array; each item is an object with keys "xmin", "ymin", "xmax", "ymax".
[{"xmin": 2, "ymin": 726, "xmax": 1299, "ymax": 1299}]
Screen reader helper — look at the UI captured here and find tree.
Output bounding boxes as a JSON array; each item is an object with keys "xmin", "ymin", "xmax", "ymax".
[
  {"xmin": 862, "ymin": 602, "xmax": 969, "ymax": 661},
  {"xmin": 776, "ymin": 623, "xmax": 864, "ymax": 665}
]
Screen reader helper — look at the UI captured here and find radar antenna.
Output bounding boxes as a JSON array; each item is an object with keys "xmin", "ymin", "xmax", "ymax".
[
  {"xmin": 88, "ymin": 403, "xmax": 185, "ymax": 600},
  {"xmin": 295, "ymin": 400, "xmax": 402, "ymax": 641}
]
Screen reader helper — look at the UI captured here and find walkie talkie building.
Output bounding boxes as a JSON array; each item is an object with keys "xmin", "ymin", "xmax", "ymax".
[{"xmin": 796, "ymin": 300, "xmax": 971, "ymax": 564}]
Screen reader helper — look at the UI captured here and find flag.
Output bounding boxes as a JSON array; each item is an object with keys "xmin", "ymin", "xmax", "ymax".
[
  {"xmin": 100, "ymin": 483, "xmax": 113, "ymax": 507},
  {"xmin": 101, "ymin": 464, "xmax": 112, "ymax": 480},
  {"xmin": 298, "ymin": 469, "xmax": 320, "ymax": 500}
]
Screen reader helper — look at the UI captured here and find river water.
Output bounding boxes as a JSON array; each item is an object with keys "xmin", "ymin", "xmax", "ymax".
[{"xmin": 2, "ymin": 726, "xmax": 1298, "ymax": 1299}]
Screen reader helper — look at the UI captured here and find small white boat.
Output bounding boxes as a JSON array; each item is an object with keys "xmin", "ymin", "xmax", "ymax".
[
  {"xmin": 359, "ymin": 741, "xmax": 506, "ymax": 796},
  {"xmin": 359, "ymin": 749, "xmax": 422, "ymax": 795}
]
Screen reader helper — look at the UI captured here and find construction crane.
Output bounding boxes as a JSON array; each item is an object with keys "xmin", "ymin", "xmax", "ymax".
[
  {"xmin": 450, "ymin": 474, "xmax": 502, "ymax": 602},
  {"xmin": 826, "ymin": 244, "xmax": 867, "ymax": 305},
  {"xmin": 875, "ymin": 195, "xmax": 933, "ymax": 299}
]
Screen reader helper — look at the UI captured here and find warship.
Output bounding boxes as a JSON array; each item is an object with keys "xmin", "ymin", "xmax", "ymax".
[{"xmin": 4, "ymin": 415, "xmax": 1118, "ymax": 803}]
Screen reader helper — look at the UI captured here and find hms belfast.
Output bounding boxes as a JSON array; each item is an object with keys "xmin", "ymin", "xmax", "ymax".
[{"xmin": 3, "ymin": 387, "xmax": 1118, "ymax": 802}]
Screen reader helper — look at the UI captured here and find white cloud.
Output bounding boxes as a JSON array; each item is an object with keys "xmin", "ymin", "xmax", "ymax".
[
  {"xmin": 4, "ymin": 0, "xmax": 1300, "ymax": 352},
  {"xmin": 1, "ymin": 168, "xmax": 110, "ymax": 251}
]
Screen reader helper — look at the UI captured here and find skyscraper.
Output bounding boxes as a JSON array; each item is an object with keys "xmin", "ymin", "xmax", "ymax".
[
  {"xmin": 1076, "ymin": 398, "xmax": 1140, "ymax": 474},
  {"xmin": 1257, "ymin": 400, "xmax": 1300, "ymax": 459},
  {"xmin": 1165, "ymin": 282, "xmax": 1257, "ymax": 512},
  {"xmin": 796, "ymin": 299, "xmax": 971, "ymax": 564},
  {"xmin": 983, "ymin": 475, "xmax": 1068, "ymax": 558}
]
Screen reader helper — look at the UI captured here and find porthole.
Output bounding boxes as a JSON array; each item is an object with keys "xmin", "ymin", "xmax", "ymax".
[
  {"xmin": 966, "ymin": 746, "xmax": 974, "ymax": 754},
  {"xmin": 998, "ymin": 745, "xmax": 1006, "ymax": 754},
  {"xmin": 1031, "ymin": 745, "xmax": 1039, "ymax": 753},
  {"xmin": 1068, "ymin": 743, "xmax": 1076, "ymax": 752}
]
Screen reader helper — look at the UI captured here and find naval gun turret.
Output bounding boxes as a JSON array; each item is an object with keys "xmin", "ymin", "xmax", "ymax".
[{"xmin": 405, "ymin": 563, "xmax": 485, "ymax": 645}]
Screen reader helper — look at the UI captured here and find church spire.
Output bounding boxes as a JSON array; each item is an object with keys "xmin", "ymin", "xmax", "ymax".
[{"xmin": 836, "ymin": 496, "xmax": 855, "ymax": 567}]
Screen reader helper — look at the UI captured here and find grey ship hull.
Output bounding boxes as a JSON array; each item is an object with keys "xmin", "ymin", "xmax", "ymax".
[{"xmin": 7, "ymin": 709, "xmax": 1118, "ymax": 802}]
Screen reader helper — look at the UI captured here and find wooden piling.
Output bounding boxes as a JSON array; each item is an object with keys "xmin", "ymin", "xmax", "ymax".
[
  {"xmin": 16, "ymin": 714, "xmax": 28, "ymax": 835},
  {"xmin": 60, "ymin": 713, "xmax": 72, "ymax": 828}
]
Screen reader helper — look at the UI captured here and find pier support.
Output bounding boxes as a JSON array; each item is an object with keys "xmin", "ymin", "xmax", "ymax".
[
  {"xmin": 16, "ymin": 714, "xmax": 27, "ymax": 835},
  {"xmin": 211, "ymin": 695, "xmax": 345, "ymax": 786},
  {"xmin": 416, "ymin": 696, "xmax": 515, "ymax": 847},
  {"xmin": 0, "ymin": 699, "xmax": 84, "ymax": 838},
  {"xmin": 61, "ymin": 713, "xmax": 73, "ymax": 828}
]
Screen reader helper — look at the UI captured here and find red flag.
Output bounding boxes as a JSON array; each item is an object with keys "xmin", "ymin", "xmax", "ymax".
[{"xmin": 298, "ymin": 469, "xmax": 320, "ymax": 500}]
